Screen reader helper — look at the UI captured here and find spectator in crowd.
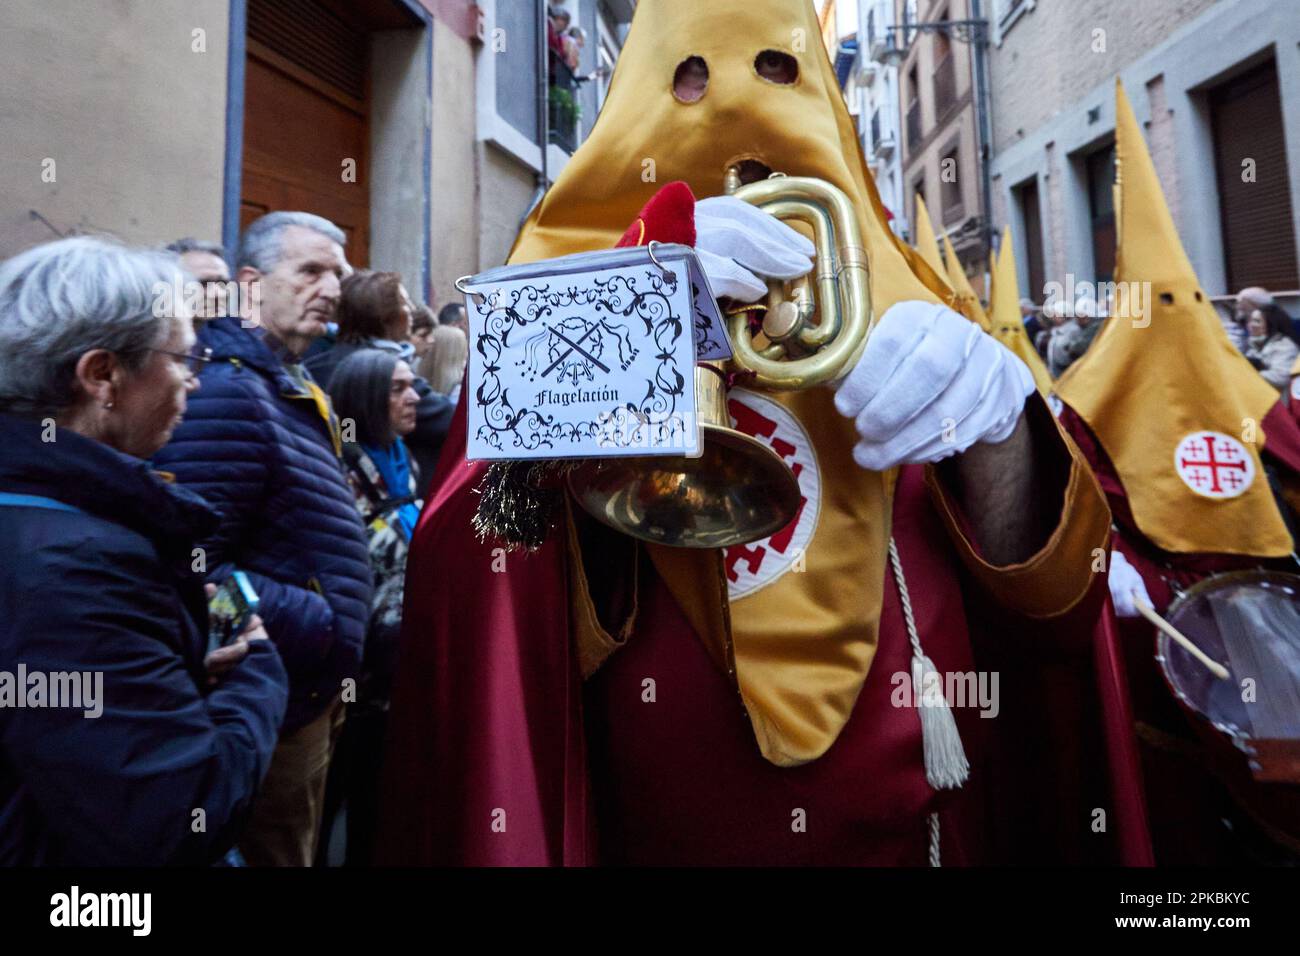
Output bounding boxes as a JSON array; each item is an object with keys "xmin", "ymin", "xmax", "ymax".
[
  {"xmin": 1034, "ymin": 301, "xmax": 1057, "ymax": 360},
  {"xmin": 305, "ymin": 270, "xmax": 453, "ymax": 496},
  {"xmin": 418, "ymin": 324, "xmax": 469, "ymax": 406},
  {"xmin": 1244, "ymin": 303, "xmax": 1300, "ymax": 392},
  {"xmin": 1230, "ymin": 286, "xmax": 1272, "ymax": 353},
  {"xmin": 1064, "ymin": 296, "xmax": 1103, "ymax": 366},
  {"xmin": 408, "ymin": 302, "xmax": 436, "ymax": 362},
  {"xmin": 547, "ymin": 6, "xmax": 571, "ymax": 80},
  {"xmin": 153, "ymin": 212, "xmax": 372, "ymax": 867},
  {"xmin": 1046, "ymin": 301, "xmax": 1083, "ymax": 378},
  {"xmin": 563, "ymin": 25, "xmax": 587, "ymax": 72},
  {"xmin": 1020, "ymin": 297, "xmax": 1042, "ymax": 343},
  {"xmin": 320, "ymin": 349, "xmax": 422, "ymax": 866},
  {"xmin": 0, "ymin": 237, "xmax": 288, "ymax": 865},
  {"xmin": 438, "ymin": 301, "xmax": 468, "ymax": 335},
  {"xmin": 166, "ymin": 237, "xmax": 232, "ymax": 323}
]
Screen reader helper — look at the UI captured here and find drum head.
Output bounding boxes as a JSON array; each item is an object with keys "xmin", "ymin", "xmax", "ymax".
[{"xmin": 1162, "ymin": 571, "xmax": 1300, "ymax": 743}]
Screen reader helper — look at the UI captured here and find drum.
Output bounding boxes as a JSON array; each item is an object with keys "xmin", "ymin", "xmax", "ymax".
[{"xmin": 1161, "ymin": 570, "xmax": 1300, "ymax": 850}]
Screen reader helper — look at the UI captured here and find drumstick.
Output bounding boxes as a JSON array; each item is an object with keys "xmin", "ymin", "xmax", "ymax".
[{"xmin": 1131, "ymin": 592, "xmax": 1231, "ymax": 681}]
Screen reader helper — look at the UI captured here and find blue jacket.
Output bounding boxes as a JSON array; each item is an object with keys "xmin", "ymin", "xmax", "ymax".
[
  {"xmin": 153, "ymin": 317, "xmax": 372, "ymax": 732},
  {"xmin": 0, "ymin": 413, "xmax": 288, "ymax": 865}
]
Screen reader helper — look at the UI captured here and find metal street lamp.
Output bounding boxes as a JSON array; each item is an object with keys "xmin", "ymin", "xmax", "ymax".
[{"xmin": 880, "ymin": 18, "xmax": 988, "ymax": 67}]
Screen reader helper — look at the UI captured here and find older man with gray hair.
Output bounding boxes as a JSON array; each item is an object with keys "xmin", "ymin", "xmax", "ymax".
[
  {"xmin": 165, "ymin": 238, "xmax": 232, "ymax": 323},
  {"xmin": 154, "ymin": 211, "xmax": 371, "ymax": 867}
]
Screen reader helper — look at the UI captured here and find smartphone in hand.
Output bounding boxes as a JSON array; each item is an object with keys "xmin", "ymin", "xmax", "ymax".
[{"xmin": 207, "ymin": 571, "xmax": 260, "ymax": 656}]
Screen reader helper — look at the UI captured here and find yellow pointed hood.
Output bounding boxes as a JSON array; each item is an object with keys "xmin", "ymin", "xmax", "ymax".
[
  {"xmin": 989, "ymin": 227, "xmax": 1052, "ymax": 396},
  {"xmin": 509, "ymin": 0, "xmax": 939, "ymax": 311},
  {"xmin": 507, "ymin": 0, "xmax": 942, "ymax": 767},
  {"xmin": 912, "ymin": 193, "xmax": 948, "ymax": 283},
  {"xmin": 941, "ymin": 233, "xmax": 991, "ymax": 331},
  {"xmin": 1055, "ymin": 81, "xmax": 1291, "ymax": 556}
]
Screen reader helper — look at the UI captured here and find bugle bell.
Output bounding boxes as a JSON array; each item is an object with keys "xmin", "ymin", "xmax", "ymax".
[{"xmin": 568, "ymin": 168, "xmax": 874, "ymax": 548}]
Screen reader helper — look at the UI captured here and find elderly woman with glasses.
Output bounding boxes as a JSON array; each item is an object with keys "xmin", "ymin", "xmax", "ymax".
[{"xmin": 0, "ymin": 236, "xmax": 288, "ymax": 865}]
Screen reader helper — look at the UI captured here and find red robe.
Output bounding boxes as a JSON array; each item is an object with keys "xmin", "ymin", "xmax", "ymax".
[
  {"xmin": 375, "ymin": 392, "xmax": 1152, "ymax": 865},
  {"xmin": 1059, "ymin": 402, "xmax": 1300, "ymax": 862}
]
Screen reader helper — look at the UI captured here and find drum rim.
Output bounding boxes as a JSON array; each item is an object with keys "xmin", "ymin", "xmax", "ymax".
[
  {"xmin": 1164, "ymin": 568, "xmax": 1300, "ymax": 619},
  {"xmin": 1159, "ymin": 568, "xmax": 1300, "ymax": 748}
]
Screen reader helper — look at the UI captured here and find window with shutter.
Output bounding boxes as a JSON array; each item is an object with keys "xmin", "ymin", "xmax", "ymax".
[{"xmin": 1210, "ymin": 58, "xmax": 1300, "ymax": 292}]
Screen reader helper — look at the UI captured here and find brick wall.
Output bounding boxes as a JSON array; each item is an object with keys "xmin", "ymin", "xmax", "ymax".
[{"xmin": 989, "ymin": 0, "xmax": 1220, "ymax": 154}]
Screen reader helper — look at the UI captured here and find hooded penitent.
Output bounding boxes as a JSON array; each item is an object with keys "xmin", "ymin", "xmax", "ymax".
[
  {"xmin": 912, "ymin": 193, "xmax": 949, "ymax": 288},
  {"xmin": 988, "ymin": 226, "xmax": 1052, "ymax": 397},
  {"xmin": 941, "ymin": 233, "xmax": 992, "ymax": 332},
  {"xmin": 510, "ymin": 0, "xmax": 956, "ymax": 767},
  {"xmin": 1055, "ymin": 81, "xmax": 1293, "ymax": 557}
]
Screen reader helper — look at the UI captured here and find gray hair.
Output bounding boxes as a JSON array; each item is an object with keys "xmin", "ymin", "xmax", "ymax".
[
  {"xmin": 165, "ymin": 237, "xmax": 227, "ymax": 259},
  {"xmin": 1237, "ymin": 286, "xmax": 1274, "ymax": 310},
  {"xmin": 0, "ymin": 236, "xmax": 181, "ymax": 418},
  {"xmin": 236, "ymin": 211, "xmax": 346, "ymax": 273}
]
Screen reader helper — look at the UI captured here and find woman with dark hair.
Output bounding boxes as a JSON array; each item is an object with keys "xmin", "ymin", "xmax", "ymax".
[
  {"xmin": 1244, "ymin": 304, "xmax": 1300, "ymax": 391},
  {"xmin": 304, "ymin": 270, "xmax": 452, "ymax": 495},
  {"xmin": 321, "ymin": 347, "xmax": 421, "ymax": 865}
]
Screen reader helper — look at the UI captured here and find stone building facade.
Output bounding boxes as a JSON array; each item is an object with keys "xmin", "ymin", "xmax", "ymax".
[
  {"xmin": 987, "ymin": 0, "xmax": 1300, "ymax": 305},
  {"xmin": 0, "ymin": 0, "xmax": 632, "ymax": 312},
  {"xmin": 893, "ymin": 0, "xmax": 990, "ymax": 291}
]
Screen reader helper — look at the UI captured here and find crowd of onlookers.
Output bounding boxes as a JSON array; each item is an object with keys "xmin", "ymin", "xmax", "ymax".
[
  {"xmin": 0, "ymin": 213, "xmax": 466, "ymax": 865},
  {"xmin": 1020, "ymin": 284, "xmax": 1300, "ymax": 388},
  {"xmin": 2, "ymin": 200, "xmax": 1296, "ymax": 865}
]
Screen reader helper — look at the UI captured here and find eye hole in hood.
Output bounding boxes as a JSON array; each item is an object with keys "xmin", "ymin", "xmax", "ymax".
[
  {"xmin": 754, "ymin": 50, "xmax": 798, "ymax": 85},
  {"xmin": 673, "ymin": 55, "xmax": 709, "ymax": 103}
]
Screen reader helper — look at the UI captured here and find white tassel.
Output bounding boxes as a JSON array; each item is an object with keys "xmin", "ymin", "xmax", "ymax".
[
  {"xmin": 911, "ymin": 651, "xmax": 970, "ymax": 791},
  {"xmin": 888, "ymin": 536, "xmax": 968, "ymax": 866}
]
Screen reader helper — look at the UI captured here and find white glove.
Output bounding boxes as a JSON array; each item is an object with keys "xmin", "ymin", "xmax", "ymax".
[
  {"xmin": 694, "ymin": 195, "xmax": 814, "ymax": 302},
  {"xmin": 833, "ymin": 301, "xmax": 1035, "ymax": 471},
  {"xmin": 1108, "ymin": 549, "xmax": 1153, "ymax": 619}
]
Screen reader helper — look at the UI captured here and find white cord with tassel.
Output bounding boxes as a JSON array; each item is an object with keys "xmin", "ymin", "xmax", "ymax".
[{"xmin": 887, "ymin": 537, "xmax": 969, "ymax": 866}]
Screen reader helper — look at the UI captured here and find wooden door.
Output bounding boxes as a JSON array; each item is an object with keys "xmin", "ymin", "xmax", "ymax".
[{"xmin": 241, "ymin": 0, "xmax": 370, "ymax": 266}]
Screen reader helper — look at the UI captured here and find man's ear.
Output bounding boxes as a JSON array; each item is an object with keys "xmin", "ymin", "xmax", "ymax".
[
  {"xmin": 73, "ymin": 349, "xmax": 120, "ymax": 406},
  {"xmin": 236, "ymin": 265, "xmax": 261, "ymax": 285}
]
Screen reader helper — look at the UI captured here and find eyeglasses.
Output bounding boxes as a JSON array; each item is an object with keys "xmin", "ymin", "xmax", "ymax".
[{"xmin": 150, "ymin": 345, "xmax": 213, "ymax": 376}]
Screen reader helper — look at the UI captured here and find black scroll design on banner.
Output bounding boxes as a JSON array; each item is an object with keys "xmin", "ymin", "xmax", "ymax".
[
  {"xmin": 691, "ymin": 280, "xmax": 727, "ymax": 358},
  {"xmin": 472, "ymin": 268, "xmax": 689, "ymax": 453}
]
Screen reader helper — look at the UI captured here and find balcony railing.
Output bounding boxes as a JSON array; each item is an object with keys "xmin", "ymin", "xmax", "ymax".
[{"xmin": 549, "ymin": 60, "xmax": 580, "ymax": 154}]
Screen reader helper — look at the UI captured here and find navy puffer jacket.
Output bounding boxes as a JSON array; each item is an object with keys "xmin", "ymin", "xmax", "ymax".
[
  {"xmin": 0, "ymin": 413, "xmax": 288, "ymax": 865},
  {"xmin": 153, "ymin": 317, "xmax": 372, "ymax": 732}
]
